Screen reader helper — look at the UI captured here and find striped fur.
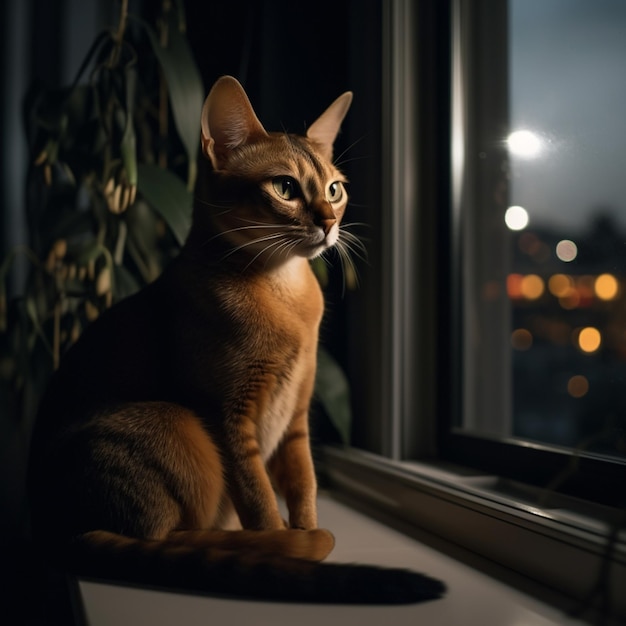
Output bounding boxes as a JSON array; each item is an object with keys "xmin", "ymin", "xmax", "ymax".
[{"xmin": 28, "ymin": 77, "xmax": 445, "ymax": 604}]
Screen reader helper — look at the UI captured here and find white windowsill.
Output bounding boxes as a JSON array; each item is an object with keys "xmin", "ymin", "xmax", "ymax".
[
  {"xmin": 322, "ymin": 446, "xmax": 626, "ymax": 623},
  {"xmin": 76, "ymin": 494, "xmax": 592, "ymax": 626}
]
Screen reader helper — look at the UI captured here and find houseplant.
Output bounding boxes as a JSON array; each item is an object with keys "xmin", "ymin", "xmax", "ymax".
[
  {"xmin": 0, "ymin": 0, "xmax": 353, "ymax": 461},
  {"xmin": 1, "ymin": 0, "xmax": 203, "ymax": 420}
]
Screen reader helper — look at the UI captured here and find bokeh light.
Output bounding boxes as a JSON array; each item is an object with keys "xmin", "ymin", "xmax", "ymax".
[
  {"xmin": 520, "ymin": 274, "xmax": 544, "ymax": 299},
  {"xmin": 567, "ymin": 375, "xmax": 589, "ymax": 398},
  {"xmin": 511, "ymin": 328, "xmax": 533, "ymax": 351},
  {"xmin": 548, "ymin": 274, "xmax": 573, "ymax": 298},
  {"xmin": 559, "ymin": 290, "xmax": 580, "ymax": 310},
  {"xmin": 555, "ymin": 239, "xmax": 578, "ymax": 262},
  {"xmin": 507, "ymin": 130, "xmax": 542, "ymax": 158},
  {"xmin": 575, "ymin": 276, "xmax": 594, "ymax": 307},
  {"xmin": 505, "ymin": 206, "xmax": 529, "ymax": 231},
  {"xmin": 507, "ymin": 274, "xmax": 523, "ymax": 299},
  {"xmin": 577, "ymin": 327, "xmax": 601, "ymax": 353},
  {"xmin": 594, "ymin": 273, "xmax": 619, "ymax": 300}
]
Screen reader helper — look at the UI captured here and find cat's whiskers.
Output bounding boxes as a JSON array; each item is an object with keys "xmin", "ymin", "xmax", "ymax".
[
  {"xmin": 338, "ymin": 228, "xmax": 368, "ymax": 263},
  {"xmin": 194, "ymin": 197, "xmax": 237, "ymax": 216},
  {"xmin": 344, "ymin": 201, "xmax": 372, "ymax": 209},
  {"xmin": 333, "ymin": 154, "xmax": 371, "ymax": 169},
  {"xmin": 219, "ymin": 226, "xmax": 309, "ymax": 270},
  {"xmin": 335, "ymin": 239, "xmax": 360, "ymax": 293},
  {"xmin": 282, "ymin": 238, "xmax": 306, "ymax": 263},
  {"xmin": 218, "ymin": 232, "xmax": 289, "ymax": 263},
  {"xmin": 313, "ymin": 223, "xmax": 367, "ymax": 294},
  {"xmin": 241, "ymin": 234, "xmax": 297, "ymax": 272},
  {"xmin": 333, "ymin": 133, "xmax": 368, "ymax": 169},
  {"xmin": 263, "ymin": 236, "xmax": 297, "ymax": 268},
  {"xmin": 203, "ymin": 223, "xmax": 296, "ymax": 247}
]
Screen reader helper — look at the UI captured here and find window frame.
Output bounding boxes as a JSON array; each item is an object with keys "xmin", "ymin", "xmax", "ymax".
[
  {"xmin": 322, "ymin": 0, "xmax": 626, "ymax": 619},
  {"xmin": 441, "ymin": 0, "xmax": 626, "ymax": 509}
]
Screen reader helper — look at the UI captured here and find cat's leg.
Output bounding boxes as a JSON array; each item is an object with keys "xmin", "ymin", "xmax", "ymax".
[
  {"xmin": 267, "ymin": 406, "xmax": 318, "ymax": 530},
  {"xmin": 220, "ymin": 380, "xmax": 287, "ymax": 531},
  {"xmin": 214, "ymin": 497, "xmax": 242, "ymax": 530},
  {"xmin": 163, "ymin": 403, "xmax": 226, "ymax": 533},
  {"xmin": 222, "ymin": 434, "xmax": 286, "ymax": 531}
]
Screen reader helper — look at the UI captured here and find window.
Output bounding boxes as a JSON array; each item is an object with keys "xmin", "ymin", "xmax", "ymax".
[
  {"xmin": 325, "ymin": 0, "xmax": 625, "ymax": 617},
  {"xmin": 504, "ymin": 1, "xmax": 626, "ymax": 460},
  {"xmin": 456, "ymin": 0, "xmax": 626, "ymax": 459},
  {"xmin": 445, "ymin": 0, "xmax": 626, "ymax": 506}
]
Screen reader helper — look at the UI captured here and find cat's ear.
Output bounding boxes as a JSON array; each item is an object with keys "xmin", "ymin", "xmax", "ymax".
[
  {"xmin": 306, "ymin": 92, "xmax": 353, "ymax": 161},
  {"xmin": 200, "ymin": 76, "xmax": 268, "ymax": 169}
]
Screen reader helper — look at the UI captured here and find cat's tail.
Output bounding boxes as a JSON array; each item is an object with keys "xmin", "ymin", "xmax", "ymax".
[{"xmin": 58, "ymin": 528, "xmax": 446, "ymax": 605}]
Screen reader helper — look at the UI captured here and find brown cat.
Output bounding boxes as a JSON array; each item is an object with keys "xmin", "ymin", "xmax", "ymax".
[{"xmin": 28, "ymin": 76, "xmax": 445, "ymax": 604}]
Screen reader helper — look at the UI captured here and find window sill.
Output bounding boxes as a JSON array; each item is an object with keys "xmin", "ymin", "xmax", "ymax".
[
  {"xmin": 76, "ymin": 492, "xmax": 601, "ymax": 626},
  {"xmin": 321, "ymin": 445, "xmax": 626, "ymax": 623}
]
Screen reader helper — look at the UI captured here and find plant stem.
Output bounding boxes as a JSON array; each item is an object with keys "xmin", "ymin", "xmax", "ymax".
[
  {"xmin": 114, "ymin": 220, "xmax": 128, "ymax": 266},
  {"xmin": 109, "ymin": 0, "xmax": 129, "ymax": 67},
  {"xmin": 158, "ymin": 0, "xmax": 170, "ymax": 169}
]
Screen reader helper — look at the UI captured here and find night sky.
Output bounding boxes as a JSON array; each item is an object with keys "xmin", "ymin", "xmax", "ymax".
[{"xmin": 508, "ymin": 0, "xmax": 626, "ymax": 232}]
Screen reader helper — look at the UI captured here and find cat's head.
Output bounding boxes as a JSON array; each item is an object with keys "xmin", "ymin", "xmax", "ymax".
[{"xmin": 195, "ymin": 76, "xmax": 352, "ymax": 265}]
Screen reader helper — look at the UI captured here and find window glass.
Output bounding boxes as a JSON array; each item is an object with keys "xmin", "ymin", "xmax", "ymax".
[{"xmin": 460, "ymin": 0, "xmax": 626, "ymax": 461}]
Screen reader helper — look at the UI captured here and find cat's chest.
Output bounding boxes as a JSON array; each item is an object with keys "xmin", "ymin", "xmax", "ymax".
[
  {"xmin": 257, "ymin": 349, "xmax": 311, "ymax": 459},
  {"xmin": 247, "ymin": 262, "xmax": 321, "ymax": 457},
  {"xmin": 172, "ymin": 258, "xmax": 321, "ymax": 455}
]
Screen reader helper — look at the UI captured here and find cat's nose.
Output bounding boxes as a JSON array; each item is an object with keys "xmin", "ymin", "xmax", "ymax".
[
  {"xmin": 312, "ymin": 199, "xmax": 337, "ymax": 236},
  {"xmin": 320, "ymin": 218, "xmax": 337, "ymax": 236}
]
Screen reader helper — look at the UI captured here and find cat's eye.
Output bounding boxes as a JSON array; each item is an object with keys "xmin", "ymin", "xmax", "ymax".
[
  {"xmin": 272, "ymin": 176, "xmax": 300, "ymax": 200},
  {"xmin": 327, "ymin": 181, "xmax": 344, "ymax": 203}
]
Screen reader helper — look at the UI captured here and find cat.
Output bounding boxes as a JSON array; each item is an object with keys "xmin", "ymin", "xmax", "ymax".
[{"xmin": 27, "ymin": 76, "xmax": 445, "ymax": 604}]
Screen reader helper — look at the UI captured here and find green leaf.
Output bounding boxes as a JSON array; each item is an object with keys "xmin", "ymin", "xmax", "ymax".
[
  {"xmin": 74, "ymin": 240, "xmax": 105, "ymax": 265},
  {"xmin": 136, "ymin": 163, "xmax": 192, "ymax": 246},
  {"xmin": 47, "ymin": 211, "xmax": 95, "ymax": 245},
  {"xmin": 314, "ymin": 347, "xmax": 352, "ymax": 444},
  {"xmin": 310, "ymin": 257, "xmax": 329, "ymax": 288},
  {"xmin": 171, "ymin": 0, "xmax": 188, "ymax": 31},
  {"xmin": 113, "ymin": 264, "xmax": 141, "ymax": 300},
  {"xmin": 120, "ymin": 64, "xmax": 138, "ymax": 186},
  {"xmin": 25, "ymin": 297, "xmax": 53, "ymax": 357},
  {"xmin": 132, "ymin": 14, "xmax": 204, "ymax": 190},
  {"xmin": 165, "ymin": 17, "xmax": 203, "ymax": 189},
  {"xmin": 73, "ymin": 241, "xmax": 115, "ymax": 294}
]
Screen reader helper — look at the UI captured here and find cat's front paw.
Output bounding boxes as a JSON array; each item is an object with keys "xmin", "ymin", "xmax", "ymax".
[
  {"xmin": 288, "ymin": 507, "xmax": 317, "ymax": 531},
  {"xmin": 286, "ymin": 528, "xmax": 335, "ymax": 561}
]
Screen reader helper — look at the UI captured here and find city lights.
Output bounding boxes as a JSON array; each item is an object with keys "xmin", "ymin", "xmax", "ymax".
[
  {"xmin": 505, "ymin": 206, "xmax": 529, "ymax": 231},
  {"xmin": 520, "ymin": 274, "xmax": 544, "ymax": 300},
  {"xmin": 548, "ymin": 274, "xmax": 573, "ymax": 298},
  {"xmin": 508, "ymin": 272, "xmax": 622, "ymax": 308},
  {"xmin": 577, "ymin": 327, "xmax": 601, "ymax": 353},
  {"xmin": 511, "ymin": 328, "xmax": 533, "ymax": 351},
  {"xmin": 506, "ymin": 274, "xmax": 524, "ymax": 299},
  {"xmin": 594, "ymin": 273, "xmax": 619, "ymax": 300},
  {"xmin": 555, "ymin": 239, "xmax": 578, "ymax": 262},
  {"xmin": 559, "ymin": 289, "xmax": 580, "ymax": 310},
  {"xmin": 567, "ymin": 375, "xmax": 589, "ymax": 398},
  {"xmin": 506, "ymin": 130, "xmax": 543, "ymax": 158}
]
